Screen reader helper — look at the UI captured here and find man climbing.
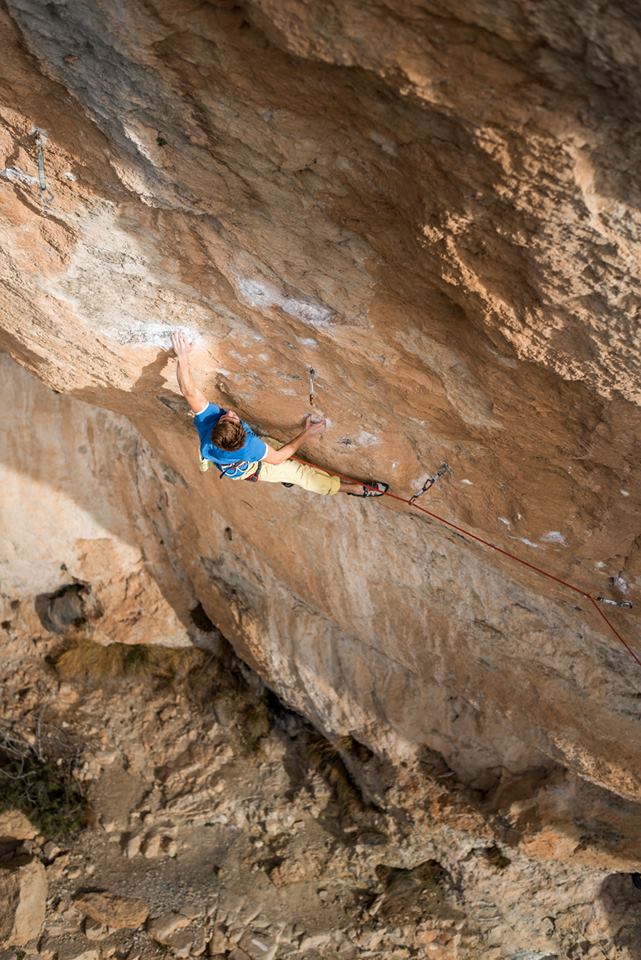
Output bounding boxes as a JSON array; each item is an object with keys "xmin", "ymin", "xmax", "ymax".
[{"xmin": 171, "ymin": 331, "xmax": 388, "ymax": 498}]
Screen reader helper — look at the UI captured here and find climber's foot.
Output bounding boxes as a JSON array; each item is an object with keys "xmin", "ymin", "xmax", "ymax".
[{"xmin": 346, "ymin": 480, "xmax": 389, "ymax": 498}]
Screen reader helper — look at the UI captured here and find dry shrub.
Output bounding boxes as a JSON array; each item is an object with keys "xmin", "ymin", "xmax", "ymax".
[
  {"xmin": 0, "ymin": 721, "xmax": 86, "ymax": 839},
  {"xmin": 305, "ymin": 732, "xmax": 366, "ymax": 824},
  {"xmin": 238, "ymin": 700, "xmax": 271, "ymax": 752}
]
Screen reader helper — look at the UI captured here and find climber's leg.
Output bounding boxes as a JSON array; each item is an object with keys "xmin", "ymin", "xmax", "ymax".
[
  {"xmin": 256, "ymin": 437, "xmax": 385, "ymax": 497},
  {"xmin": 258, "ymin": 458, "xmax": 341, "ymax": 495}
]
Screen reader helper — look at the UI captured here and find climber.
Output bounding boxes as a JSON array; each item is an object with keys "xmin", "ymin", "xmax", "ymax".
[{"xmin": 170, "ymin": 331, "xmax": 388, "ymax": 498}]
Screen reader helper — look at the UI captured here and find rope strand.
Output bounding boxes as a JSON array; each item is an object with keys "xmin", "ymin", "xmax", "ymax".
[{"xmin": 292, "ymin": 455, "xmax": 640, "ymax": 668}]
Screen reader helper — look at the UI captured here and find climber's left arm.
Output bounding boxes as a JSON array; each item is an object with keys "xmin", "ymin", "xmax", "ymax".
[{"xmin": 171, "ymin": 331, "xmax": 208, "ymax": 414}]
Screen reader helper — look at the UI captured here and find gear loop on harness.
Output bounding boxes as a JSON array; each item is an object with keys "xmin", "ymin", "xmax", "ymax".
[{"xmin": 217, "ymin": 459, "xmax": 262, "ymax": 481}]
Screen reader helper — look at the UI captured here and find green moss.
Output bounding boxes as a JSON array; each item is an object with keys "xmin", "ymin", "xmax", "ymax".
[{"xmin": 52, "ymin": 638, "xmax": 209, "ymax": 686}]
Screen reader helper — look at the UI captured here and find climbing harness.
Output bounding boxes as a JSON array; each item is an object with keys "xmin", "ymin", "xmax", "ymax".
[
  {"xmin": 409, "ymin": 463, "xmax": 450, "ymax": 505},
  {"xmin": 200, "ymin": 454, "xmax": 260, "ymax": 480},
  {"xmin": 290, "ymin": 454, "xmax": 641, "ymax": 669},
  {"xmin": 218, "ymin": 460, "xmax": 260, "ymax": 480},
  {"xmin": 308, "ymin": 367, "xmax": 316, "ymax": 407}
]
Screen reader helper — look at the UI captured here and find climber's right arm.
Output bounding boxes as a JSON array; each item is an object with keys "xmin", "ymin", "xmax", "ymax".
[
  {"xmin": 171, "ymin": 331, "xmax": 208, "ymax": 414},
  {"xmin": 262, "ymin": 416, "xmax": 326, "ymax": 465}
]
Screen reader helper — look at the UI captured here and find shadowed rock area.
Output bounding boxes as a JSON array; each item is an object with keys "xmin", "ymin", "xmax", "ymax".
[{"xmin": 1, "ymin": 1, "xmax": 641, "ymax": 956}]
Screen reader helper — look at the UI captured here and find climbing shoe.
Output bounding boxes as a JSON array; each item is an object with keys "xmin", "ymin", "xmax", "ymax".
[{"xmin": 347, "ymin": 480, "xmax": 389, "ymax": 498}]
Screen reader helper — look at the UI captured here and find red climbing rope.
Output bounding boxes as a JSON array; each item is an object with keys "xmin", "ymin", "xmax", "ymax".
[
  {"xmin": 587, "ymin": 596, "xmax": 641, "ymax": 667},
  {"xmin": 292, "ymin": 456, "xmax": 641, "ymax": 669}
]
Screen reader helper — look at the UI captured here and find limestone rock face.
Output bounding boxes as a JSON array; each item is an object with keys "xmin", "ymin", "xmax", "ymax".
[
  {"xmin": 0, "ymin": 854, "xmax": 47, "ymax": 946},
  {"xmin": 0, "ymin": 354, "xmax": 206, "ymax": 651},
  {"xmin": 0, "ymin": 810, "xmax": 38, "ymax": 844},
  {"xmin": 1, "ymin": 0, "xmax": 641, "ymax": 869},
  {"xmin": 147, "ymin": 912, "xmax": 192, "ymax": 943},
  {"xmin": 74, "ymin": 892, "xmax": 149, "ymax": 930}
]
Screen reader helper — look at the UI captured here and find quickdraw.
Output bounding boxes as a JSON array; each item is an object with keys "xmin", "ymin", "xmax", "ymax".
[
  {"xmin": 291, "ymin": 453, "xmax": 640, "ymax": 669},
  {"xmin": 409, "ymin": 462, "xmax": 450, "ymax": 505},
  {"xmin": 596, "ymin": 596, "xmax": 634, "ymax": 610},
  {"xmin": 33, "ymin": 130, "xmax": 54, "ymax": 210}
]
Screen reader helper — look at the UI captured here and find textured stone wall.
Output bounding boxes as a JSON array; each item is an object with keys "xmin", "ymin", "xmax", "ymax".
[
  {"xmin": 1, "ymin": 0, "xmax": 641, "ymax": 864},
  {"xmin": 0, "ymin": 354, "xmax": 203, "ymax": 650}
]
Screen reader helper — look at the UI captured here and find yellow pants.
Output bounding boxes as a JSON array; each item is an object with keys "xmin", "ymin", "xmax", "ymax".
[
  {"xmin": 252, "ymin": 436, "xmax": 340, "ymax": 495},
  {"xmin": 209, "ymin": 437, "xmax": 341, "ymax": 496},
  {"xmin": 257, "ymin": 457, "xmax": 340, "ymax": 496}
]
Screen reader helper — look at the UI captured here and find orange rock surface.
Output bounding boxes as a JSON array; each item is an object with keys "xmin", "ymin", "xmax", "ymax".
[{"xmin": 1, "ymin": 0, "xmax": 641, "ymax": 867}]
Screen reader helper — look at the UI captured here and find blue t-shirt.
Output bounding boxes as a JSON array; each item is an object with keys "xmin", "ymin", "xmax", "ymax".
[{"xmin": 194, "ymin": 403, "xmax": 267, "ymax": 479}]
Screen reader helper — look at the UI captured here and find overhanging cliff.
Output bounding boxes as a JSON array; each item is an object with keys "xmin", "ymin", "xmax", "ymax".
[{"xmin": 1, "ymin": 0, "xmax": 641, "ymax": 871}]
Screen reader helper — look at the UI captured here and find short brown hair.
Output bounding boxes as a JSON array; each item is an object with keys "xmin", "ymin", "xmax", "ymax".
[{"xmin": 211, "ymin": 419, "xmax": 246, "ymax": 451}]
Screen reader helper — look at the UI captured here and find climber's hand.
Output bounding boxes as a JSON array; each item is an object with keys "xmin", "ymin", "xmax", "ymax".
[
  {"xmin": 171, "ymin": 331, "xmax": 192, "ymax": 358},
  {"xmin": 304, "ymin": 415, "xmax": 326, "ymax": 436}
]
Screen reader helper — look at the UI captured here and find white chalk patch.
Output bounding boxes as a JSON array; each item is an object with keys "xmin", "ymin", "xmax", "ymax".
[
  {"xmin": 368, "ymin": 130, "xmax": 398, "ymax": 155},
  {"xmin": 540, "ymin": 531, "xmax": 567, "ymax": 545},
  {"xmin": 595, "ymin": 561, "xmax": 606, "ymax": 569},
  {"xmin": 355, "ymin": 431, "xmax": 379, "ymax": 446},
  {"xmin": 0, "ymin": 167, "xmax": 39, "ymax": 186},
  {"xmin": 620, "ymin": 489, "xmax": 630, "ymax": 496},
  {"xmin": 37, "ymin": 204, "xmax": 222, "ymax": 344},
  {"xmin": 285, "ymin": 298, "xmax": 332, "ymax": 327},
  {"xmin": 297, "ymin": 337, "xmax": 318, "ymax": 348},
  {"xmin": 512, "ymin": 537, "xmax": 539, "ymax": 549},
  {"xmin": 235, "ymin": 276, "xmax": 333, "ymax": 328},
  {"xmin": 258, "ymin": 352, "xmax": 270, "ymax": 362},
  {"xmin": 217, "ymin": 368, "xmax": 231, "ymax": 377},
  {"xmin": 392, "ymin": 461, "xmax": 399, "ymax": 469},
  {"xmin": 235, "ymin": 277, "xmax": 274, "ymax": 310},
  {"xmin": 63, "ymin": 171, "xmax": 77, "ymax": 182},
  {"xmin": 498, "ymin": 517, "xmax": 511, "ymax": 527},
  {"xmin": 612, "ymin": 575, "xmax": 629, "ymax": 594},
  {"xmin": 116, "ymin": 323, "xmax": 201, "ymax": 347},
  {"xmin": 460, "ymin": 478, "xmax": 473, "ymax": 485}
]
